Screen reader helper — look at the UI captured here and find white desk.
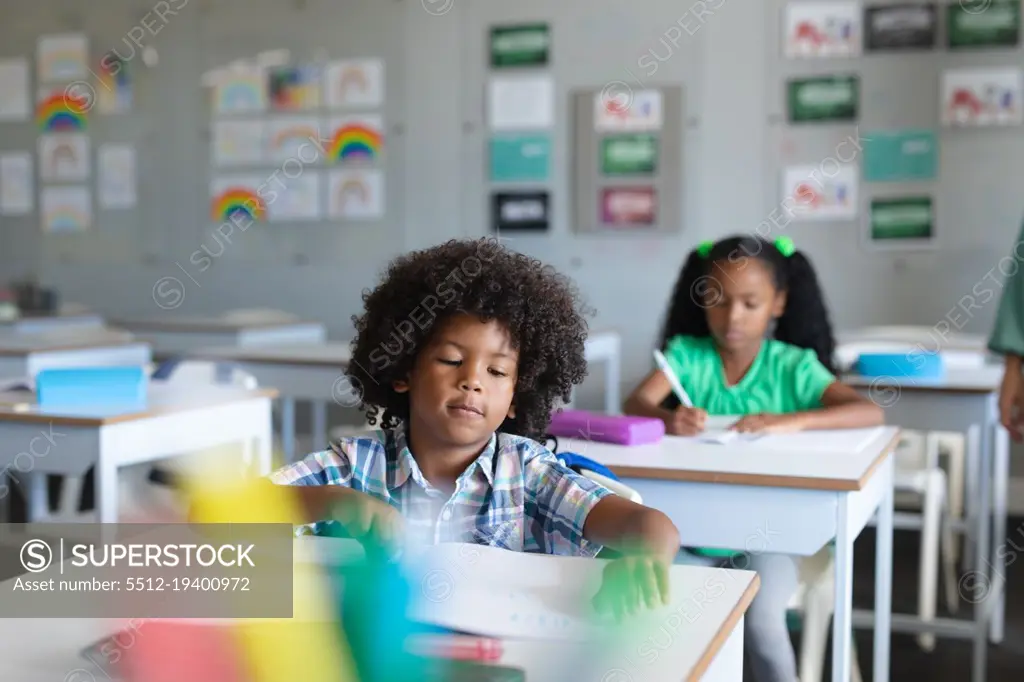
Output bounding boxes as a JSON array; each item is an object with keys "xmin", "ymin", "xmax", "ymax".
[
  {"xmin": 0, "ymin": 537, "xmax": 759, "ymax": 682},
  {"xmin": 194, "ymin": 342, "xmax": 354, "ymax": 461},
  {"xmin": 0, "ymin": 383, "xmax": 275, "ymax": 523},
  {"xmin": 0, "ymin": 312, "xmax": 105, "ymax": 335},
  {"xmin": 110, "ymin": 316, "xmax": 327, "ymax": 357},
  {"xmin": 557, "ymin": 426, "xmax": 899, "ymax": 682},
  {"xmin": 0, "ymin": 333, "xmax": 150, "ymax": 381},
  {"xmin": 844, "ymin": 367, "xmax": 1006, "ymax": 682}
]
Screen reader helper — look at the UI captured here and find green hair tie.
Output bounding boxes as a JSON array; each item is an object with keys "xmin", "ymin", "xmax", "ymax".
[
  {"xmin": 696, "ymin": 240, "xmax": 714, "ymax": 259},
  {"xmin": 774, "ymin": 236, "xmax": 795, "ymax": 258}
]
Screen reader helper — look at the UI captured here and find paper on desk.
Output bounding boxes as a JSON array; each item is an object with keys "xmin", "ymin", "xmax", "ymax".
[
  {"xmin": 401, "ymin": 543, "xmax": 613, "ymax": 640},
  {"xmin": 697, "ymin": 430, "xmax": 763, "ymax": 444},
  {"xmin": 696, "ymin": 426, "xmax": 884, "ymax": 452}
]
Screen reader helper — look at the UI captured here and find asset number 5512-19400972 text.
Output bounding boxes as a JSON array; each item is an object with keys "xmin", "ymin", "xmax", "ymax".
[{"xmin": 125, "ymin": 577, "xmax": 251, "ymax": 591}]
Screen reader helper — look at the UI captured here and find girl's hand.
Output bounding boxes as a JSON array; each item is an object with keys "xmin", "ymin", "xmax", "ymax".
[
  {"xmin": 729, "ymin": 413, "xmax": 805, "ymax": 434},
  {"xmin": 592, "ymin": 554, "xmax": 671, "ymax": 621},
  {"xmin": 666, "ymin": 406, "xmax": 707, "ymax": 436}
]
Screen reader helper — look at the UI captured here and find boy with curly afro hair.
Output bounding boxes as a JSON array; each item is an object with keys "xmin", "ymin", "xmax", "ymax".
[{"xmin": 269, "ymin": 238, "xmax": 680, "ymax": 618}]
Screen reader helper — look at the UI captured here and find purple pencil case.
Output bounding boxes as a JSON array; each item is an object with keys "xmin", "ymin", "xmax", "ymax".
[{"xmin": 548, "ymin": 410, "xmax": 665, "ymax": 445}]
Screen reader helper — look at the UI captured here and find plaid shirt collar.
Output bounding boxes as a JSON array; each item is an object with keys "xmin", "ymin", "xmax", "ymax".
[{"xmin": 386, "ymin": 428, "xmax": 498, "ymax": 493}]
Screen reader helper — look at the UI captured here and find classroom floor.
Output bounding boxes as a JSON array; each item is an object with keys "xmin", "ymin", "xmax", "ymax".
[{"xmin": 841, "ymin": 523, "xmax": 1024, "ymax": 682}]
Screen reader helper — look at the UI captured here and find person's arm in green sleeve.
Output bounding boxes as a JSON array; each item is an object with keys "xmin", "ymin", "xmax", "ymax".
[{"xmin": 990, "ymin": 222, "xmax": 1024, "ymax": 440}]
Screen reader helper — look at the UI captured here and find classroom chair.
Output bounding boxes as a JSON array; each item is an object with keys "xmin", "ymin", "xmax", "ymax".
[
  {"xmin": 837, "ymin": 340, "xmax": 970, "ymax": 650},
  {"xmin": 788, "ymin": 547, "xmax": 864, "ymax": 682}
]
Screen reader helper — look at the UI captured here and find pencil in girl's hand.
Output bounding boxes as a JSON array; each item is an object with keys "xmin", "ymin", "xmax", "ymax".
[{"xmin": 653, "ymin": 349, "xmax": 693, "ymax": 408}]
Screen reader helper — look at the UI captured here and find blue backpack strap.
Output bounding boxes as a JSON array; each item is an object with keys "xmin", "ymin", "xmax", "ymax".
[
  {"xmin": 149, "ymin": 355, "xmax": 182, "ymax": 380},
  {"xmin": 556, "ymin": 452, "xmax": 619, "ymax": 482}
]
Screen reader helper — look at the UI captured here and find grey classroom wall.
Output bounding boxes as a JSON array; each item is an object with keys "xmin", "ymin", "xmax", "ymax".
[{"xmin": 1, "ymin": 0, "xmax": 1024, "ymax": 423}]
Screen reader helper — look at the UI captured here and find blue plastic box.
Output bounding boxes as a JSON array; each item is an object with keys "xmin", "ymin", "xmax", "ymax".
[
  {"xmin": 35, "ymin": 366, "xmax": 148, "ymax": 410},
  {"xmin": 855, "ymin": 352, "xmax": 944, "ymax": 380}
]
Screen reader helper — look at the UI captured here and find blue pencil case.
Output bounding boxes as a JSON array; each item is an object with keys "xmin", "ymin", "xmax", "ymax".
[
  {"xmin": 36, "ymin": 366, "xmax": 148, "ymax": 410},
  {"xmin": 855, "ymin": 352, "xmax": 944, "ymax": 379}
]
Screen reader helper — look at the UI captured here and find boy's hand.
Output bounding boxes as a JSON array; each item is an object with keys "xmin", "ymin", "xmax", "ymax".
[
  {"xmin": 309, "ymin": 487, "xmax": 405, "ymax": 559},
  {"xmin": 729, "ymin": 413, "xmax": 804, "ymax": 434},
  {"xmin": 666, "ymin": 406, "xmax": 707, "ymax": 436},
  {"xmin": 592, "ymin": 554, "xmax": 671, "ymax": 621}
]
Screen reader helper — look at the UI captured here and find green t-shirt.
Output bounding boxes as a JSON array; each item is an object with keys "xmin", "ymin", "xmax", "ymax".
[
  {"xmin": 662, "ymin": 334, "xmax": 836, "ymax": 557},
  {"xmin": 663, "ymin": 335, "xmax": 835, "ymax": 416}
]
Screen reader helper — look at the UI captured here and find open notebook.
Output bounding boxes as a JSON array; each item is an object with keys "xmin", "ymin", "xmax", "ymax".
[{"xmin": 298, "ymin": 538, "xmax": 649, "ymax": 641}]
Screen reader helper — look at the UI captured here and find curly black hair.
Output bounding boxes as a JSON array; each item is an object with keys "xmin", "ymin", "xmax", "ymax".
[
  {"xmin": 658, "ymin": 234, "xmax": 837, "ymax": 374},
  {"xmin": 345, "ymin": 238, "xmax": 592, "ymax": 440}
]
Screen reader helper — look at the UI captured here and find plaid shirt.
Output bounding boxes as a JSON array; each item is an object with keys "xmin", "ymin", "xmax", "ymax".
[{"xmin": 269, "ymin": 428, "xmax": 614, "ymax": 557}]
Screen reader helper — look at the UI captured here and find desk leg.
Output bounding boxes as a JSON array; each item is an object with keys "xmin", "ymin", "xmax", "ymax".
[
  {"xmin": 832, "ymin": 496, "xmax": 854, "ymax": 682},
  {"xmin": 964, "ymin": 423, "xmax": 982, "ymax": 574},
  {"xmin": 281, "ymin": 397, "xmax": 296, "ymax": 463},
  {"xmin": 970, "ymin": 410, "xmax": 994, "ymax": 682},
  {"xmin": 312, "ymin": 400, "xmax": 328, "ymax": 452},
  {"xmin": 256, "ymin": 401, "xmax": 273, "ymax": 476},
  {"xmin": 96, "ymin": 460, "xmax": 119, "ymax": 524},
  {"xmin": 989, "ymin": 416, "xmax": 1009, "ymax": 644},
  {"xmin": 26, "ymin": 473, "xmax": 48, "ymax": 521},
  {"xmin": 874, "ymin": 467, "xmax": 894, "ymax": 682}
]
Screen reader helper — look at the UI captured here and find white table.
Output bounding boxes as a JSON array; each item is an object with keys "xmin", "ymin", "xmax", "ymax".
[
  {"xmin": 0, "ymin": 312, "xmax": 105, "ymax": 336},
  {"xmin": 194, "ymin": 342, "xmax": 354, "ymax": 462},
  {"xmin": 109, "ymin": 316, "xmax": 327, "ymax": 357},
  {"xmin": 0, "ymin": 383, "xmax": 275, "ymax": 523},
  {"xmin": 557, "ymin": 426, "xmax": 899, "ymax": 682},
  {"xmin": 0, "ymin": 333, "xmax": 151, "ymax": 381},
  {"xmin": 844, "ymin": 367, "xmax": 1006, "ymax": 682},
  {"xmin": 0, "ymin": 536, "xmax": 759, "ymax": 682}
]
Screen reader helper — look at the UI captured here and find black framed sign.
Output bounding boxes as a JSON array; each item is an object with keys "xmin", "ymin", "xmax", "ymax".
[{"xmin": 491, "ymin": 191, "xmax": 550, "ymax": 232}]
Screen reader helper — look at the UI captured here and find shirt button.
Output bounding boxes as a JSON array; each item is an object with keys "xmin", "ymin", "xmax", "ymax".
[{"xmin": 441, "ymin": 508, "xmax": 452, "ymax": 521}]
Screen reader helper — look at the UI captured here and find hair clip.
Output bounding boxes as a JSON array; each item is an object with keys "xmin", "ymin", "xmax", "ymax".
[
  {"xmin": 696, "ymin": 240, "xmax": 714, "ymax": 259},
  {"xmin": 774, "ymin": 236, "xmax": 795, "ymax": 258}
]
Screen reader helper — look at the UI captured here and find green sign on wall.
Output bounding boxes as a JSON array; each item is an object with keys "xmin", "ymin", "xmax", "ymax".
[
  {"xmin": 600, "ymin": 134, "xmax": 658, "ymax": 175},
  {"xmin": 870, "ymin": 196, "xmax": 933, "ymax": 242},
  {"xmin": 863, "ymin": 129, "xmax": 938, "ymax": 182},
  {"xmin": 948, "ymin": 1, "xmax": 1020, "ymax": 49},
  {"xmin": 787, "ymin": 75, "xmax": 859, "ymax": 123},
  {"xmin": 490, "ymin": 24, "xmax": 550, "ymax": 67}
]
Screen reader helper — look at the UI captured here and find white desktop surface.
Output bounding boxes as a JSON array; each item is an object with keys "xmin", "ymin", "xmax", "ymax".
[{"xmin": 0, "ymin": 537, "xmax": 758, "ymax": 682}]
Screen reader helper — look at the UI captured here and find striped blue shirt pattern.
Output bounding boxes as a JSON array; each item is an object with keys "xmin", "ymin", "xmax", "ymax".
[{"xmin": 269, "ymin": 428, "xmax": 614, "ymax": 557}]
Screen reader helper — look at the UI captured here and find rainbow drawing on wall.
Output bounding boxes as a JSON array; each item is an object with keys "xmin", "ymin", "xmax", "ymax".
[
  {"xmin": 327, "ymin": 117, "xmax": 383, "ymax": 163},
  {"xmin": 213, "ymin": 72, "xmax": 266, "ymax": 114},
  {"xmin": 324, "ymin": 59, "xmax": 384, "ymax": 108},
  {"xmin": 37, "ymin": 33, "xmax": 89, "ymax": 81},
  {"xmin": 41, "ymin": 187, "xmax": 92, "ymax": 232},
  {"xmin": 38, "ymin": 133, "xmax": 90, "ymax": 182},
  {"xmin": 36, "ymin": 91, "xmax": 88, "ymax": 131},
  {"xmin": 210, "ymin": 185, "xmax": 267, "ymax": 222},
  {"xmin": 266, "ymin": 119, "xmax": 322, "ymax": 162},
  {"xmin": 328, "ymin": 169, "xmax": 383, "ymax": 219}
]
